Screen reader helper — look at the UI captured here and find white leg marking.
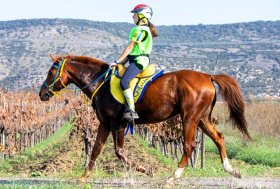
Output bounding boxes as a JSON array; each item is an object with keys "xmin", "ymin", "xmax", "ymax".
[
  {"xmin": 174, "ymin": 168, "xmax": 184, "ymax": 178},
  {"xmin": 223, "ymin": 157, "xmax": 233, "ymax": 173}
]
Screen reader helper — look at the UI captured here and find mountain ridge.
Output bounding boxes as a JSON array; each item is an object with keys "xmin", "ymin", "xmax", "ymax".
[{"xmin": 0, "ymin": 18, "xmax": 279, "ymax": 98}]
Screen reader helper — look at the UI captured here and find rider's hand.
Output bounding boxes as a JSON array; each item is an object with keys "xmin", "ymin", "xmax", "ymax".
[{"xmin": 109, "ymin": 61, "xmax": 118, "ymax": 68}]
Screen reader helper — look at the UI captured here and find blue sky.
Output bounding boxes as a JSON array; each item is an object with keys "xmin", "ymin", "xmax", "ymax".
[{"xmin": 0, "ymin": 0, "xmax": 279, "ymax": 25}]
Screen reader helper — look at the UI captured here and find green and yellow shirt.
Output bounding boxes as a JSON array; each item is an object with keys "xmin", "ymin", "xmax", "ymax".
[{"xmin": 128, "ymin": 25, "xmax": 152, "ymax": 70}]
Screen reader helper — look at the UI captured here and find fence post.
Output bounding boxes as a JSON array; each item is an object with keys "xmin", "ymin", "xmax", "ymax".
[
  {"xmin": 200, "ymin": 132, "xmax": 205, "ymax": 169},
  {"xmin": 1, "ymin": 129, "xmax": 6, "ymax": 159},
  {"xmin": 3, "ymin": 95, "xmax": 6, "ymax": 109}
]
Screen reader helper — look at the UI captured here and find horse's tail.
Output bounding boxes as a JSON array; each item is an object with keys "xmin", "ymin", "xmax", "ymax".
[{"xmin": 211, "ymin": 74, "xmax": 252, "ymax": 140}]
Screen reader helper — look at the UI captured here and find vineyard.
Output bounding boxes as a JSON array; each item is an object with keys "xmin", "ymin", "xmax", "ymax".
[{"xmin": 0, "ymin": 90, "xmax": 74, "ymax": 159}]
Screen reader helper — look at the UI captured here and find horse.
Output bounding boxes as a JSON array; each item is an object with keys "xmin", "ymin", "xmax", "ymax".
[{"xmin": 39, "ymin": 54, "xmax": 251, "ymax": 182}]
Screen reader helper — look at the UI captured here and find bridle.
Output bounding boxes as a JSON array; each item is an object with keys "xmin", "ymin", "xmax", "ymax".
[
  {"xmin": 43, "ymin": 59, "xmax": 69, "ymax": 97},
  {"xmin": 42, "ymin": 58, "xmax": 114, "ymax": 104}
]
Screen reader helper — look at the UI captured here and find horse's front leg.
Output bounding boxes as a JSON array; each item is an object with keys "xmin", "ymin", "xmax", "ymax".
[
  {"xmin": 111, "ymin": 124, "xmax": 130, "ymax": 164},
  {"xmin": 79, "ymin": 123, "xmax": 110, "ymax": 183}
]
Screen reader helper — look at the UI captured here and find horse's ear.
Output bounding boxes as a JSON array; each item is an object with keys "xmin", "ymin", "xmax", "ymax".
[{"xmin": 50, "ymin": 53, "xmax": 58, "ymax": 63}]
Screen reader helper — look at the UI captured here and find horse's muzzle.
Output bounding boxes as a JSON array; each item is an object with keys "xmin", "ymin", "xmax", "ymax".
[{"xmin": 39, "ymin": 91, "xmax": 51, "ymax": 101}]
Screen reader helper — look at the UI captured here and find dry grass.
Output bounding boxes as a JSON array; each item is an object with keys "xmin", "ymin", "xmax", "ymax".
[
  {"xmin": 246, "ymin": 101, "xmax": 280, "ymax": 136},
  {"xmin": 213, "ymin": 101, "xmax": 280, "ymax": 137}
]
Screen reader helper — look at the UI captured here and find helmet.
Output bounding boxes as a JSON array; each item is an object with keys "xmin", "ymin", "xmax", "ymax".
[{"xmin": 131, "ymin": 4, "xmax": 153, "ymax": 20}]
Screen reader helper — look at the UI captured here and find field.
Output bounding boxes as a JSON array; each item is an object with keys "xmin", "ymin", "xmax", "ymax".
[{"xmin": 0, "ymin": 92, "xmax": 279, "ymax": 188}]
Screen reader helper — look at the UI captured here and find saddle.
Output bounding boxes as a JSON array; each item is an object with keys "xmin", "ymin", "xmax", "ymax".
[
  {"xmin": 117, "ymin": 64, "xmax": 156, "ymax": 77},
  {"xmin": 110, "ymin": 64, "xmax": 164, "ymax": 104}
]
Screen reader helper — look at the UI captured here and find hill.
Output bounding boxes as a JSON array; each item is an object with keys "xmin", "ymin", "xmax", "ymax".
[{"xmin": 0, "ymin": 18, "xmax": 279, "ymax": 98}]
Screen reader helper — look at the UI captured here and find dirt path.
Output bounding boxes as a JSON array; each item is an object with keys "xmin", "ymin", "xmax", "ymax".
[{"xmin": 0, "ymin": 177, "xmax": 279, "ymax": 188}]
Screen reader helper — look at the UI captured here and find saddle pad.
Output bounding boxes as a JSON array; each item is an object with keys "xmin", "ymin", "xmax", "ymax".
[{"xmin": 110, "ymin": 69, "xmax": 164, "ymax": 104}]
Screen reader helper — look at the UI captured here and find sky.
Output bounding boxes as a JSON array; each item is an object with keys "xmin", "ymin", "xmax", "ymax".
[{"xmin": 0, "ymin": 0, "xmax": 279, "ymax": 26}]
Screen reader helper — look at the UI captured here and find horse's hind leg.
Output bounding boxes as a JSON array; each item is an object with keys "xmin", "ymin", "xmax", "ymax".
[
  {"xmin": 168, "ymin": 113, "xmax": 202, "ymax": 182},
  {"xmin": 198, "ymin": 120, "xmax": 241, "ymax": 178},
  {"xmin": 79, "ymin": 123, "xmax": 110, "ymax": 183},
  {"xmin": 111, "ymin": 124, "xmax": 149, "ymax": 174}
]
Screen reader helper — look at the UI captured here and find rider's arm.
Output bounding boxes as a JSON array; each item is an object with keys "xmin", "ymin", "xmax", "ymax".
[{"xmin": 115, "ymin": 41, "xmax": 136, "ymax": 64}]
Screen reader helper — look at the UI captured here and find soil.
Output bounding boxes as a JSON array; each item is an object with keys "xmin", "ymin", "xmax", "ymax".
[
  {"xmin": 94, "ymin": 177, "xmax": 280, "ymax": 188},
  {"xmin": 0, "ymin": 177, "xmax": 280, "ymax": 188}
]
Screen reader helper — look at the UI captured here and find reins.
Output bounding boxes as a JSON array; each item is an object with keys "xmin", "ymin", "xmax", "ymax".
[{"xmin": 80, "ymin": 67, "xmax": 114, "ymax": 105}]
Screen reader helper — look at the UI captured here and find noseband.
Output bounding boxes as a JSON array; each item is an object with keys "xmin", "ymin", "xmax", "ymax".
[{"xmin": 43, "ymin": 59, "xmax": 68, "ymax": 97}]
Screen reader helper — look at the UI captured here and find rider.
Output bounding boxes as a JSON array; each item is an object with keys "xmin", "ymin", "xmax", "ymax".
[{"xmin": 112, "ymin": 4, "xmax": 158, "ymax": 122}]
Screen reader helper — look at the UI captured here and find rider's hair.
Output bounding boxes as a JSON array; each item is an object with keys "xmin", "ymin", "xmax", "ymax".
[{"xmin": 148, "ymin": 21, "xmax": 158, "ymax": 38}]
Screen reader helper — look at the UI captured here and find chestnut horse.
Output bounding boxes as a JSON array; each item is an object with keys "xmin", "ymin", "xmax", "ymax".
[{"xmin": 39, "ymin": 55, "xmax": 251, "ymax": 182}]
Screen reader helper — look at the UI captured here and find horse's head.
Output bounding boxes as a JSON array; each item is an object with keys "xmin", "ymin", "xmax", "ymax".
[{"xmin": 39, "ymin": 54, "xmax": 70, "ymax": 101}]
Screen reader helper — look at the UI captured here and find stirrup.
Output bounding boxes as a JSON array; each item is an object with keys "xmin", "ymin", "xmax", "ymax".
[
  {"xmin": 131, "ymin": 110, "xmax": 139, "ymax": 119},
  {"xmin": 121, "ymin": 109, "xmax": 139, "ymax": 123}
]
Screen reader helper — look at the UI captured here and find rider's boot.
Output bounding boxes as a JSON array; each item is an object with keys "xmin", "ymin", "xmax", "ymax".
[{"xmin": 121, "ymin": 88, "xmax": 139, "ymax": 122}]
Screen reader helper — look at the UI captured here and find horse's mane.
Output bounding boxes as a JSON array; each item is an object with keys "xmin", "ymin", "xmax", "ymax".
[{"xmin": 54, "ymin": 54, "xmax": 107, "ymax": 66}]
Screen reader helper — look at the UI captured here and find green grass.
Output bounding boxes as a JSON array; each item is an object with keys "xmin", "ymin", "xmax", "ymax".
[
  {"xmin": 201, "ymin": 131, "xmax": 280, "ymax": 177},
  {"xmin": 32, "ymin": 123, "xmax": 72, "ymax": 151},
  {"xmin": 135, "ymin": 131, "xmax": 280, "ymax": 178},
  {"xmin": 135, "ymin": 135, "xmax": 176, "ymax": 169},
  {"xmin": 204, "ymin": 131, "xmax": 280, "ymax": 167}
]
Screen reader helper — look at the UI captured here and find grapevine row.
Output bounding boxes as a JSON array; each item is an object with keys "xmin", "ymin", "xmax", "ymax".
[{"xmin": 0, "ymin": 90, "xmax": 75, "ymax": 158}]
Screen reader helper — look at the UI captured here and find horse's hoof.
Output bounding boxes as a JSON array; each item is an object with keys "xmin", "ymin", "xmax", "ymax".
[
  {"xmin": 78, "ymin": 177, "xmax": 86, "ymax": 184},
  {"xmin": 232, "ymin": 169, "xmax": 241, "ymax": 178},
  {"xmin": 136, "ymin": 165, "xmax": 146, "ymax": 173},
  {"xmin": 78, "ymin": 170, "xmax": 92, "ymax": 184}
]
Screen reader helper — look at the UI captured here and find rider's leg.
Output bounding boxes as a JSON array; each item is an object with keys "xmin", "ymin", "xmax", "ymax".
[
  {"xmin": 120, "ymin": 62, "xmax": 142, "ymax": 121},
  {"xmin": 123, "ymin": 88, "xmax": 137, "ymax": 114}
]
